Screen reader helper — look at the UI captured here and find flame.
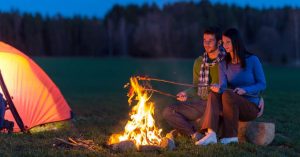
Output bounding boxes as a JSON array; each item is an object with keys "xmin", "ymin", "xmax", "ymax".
[{"xmin": 109, "ymin": 77, "xmax": 163, "ymax": 146}]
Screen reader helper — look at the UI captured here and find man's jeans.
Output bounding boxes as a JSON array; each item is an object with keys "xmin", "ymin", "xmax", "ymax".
[{"xmin": 163, "ymin": 100, "xmax": 207, "ymax": 136}]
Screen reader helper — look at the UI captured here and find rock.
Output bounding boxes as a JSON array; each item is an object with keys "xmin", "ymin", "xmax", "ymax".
[
  {"xmin": 160, "ymin": 137, "xmax": 176, "ymax": 151},
  {"xmin": 111, "ymin": 140, "xmax": 136, "ymax": 152},
  {"xmin": 110, "ymin": 138, "xmax": 177, "ymax": 152},
  {"xmin": 238, "ymin": 121, "xmax": 275, "ymax": 146},
  {"xmin": 246, "ymin": 122, "xmax": 275, "ymax": 146}
]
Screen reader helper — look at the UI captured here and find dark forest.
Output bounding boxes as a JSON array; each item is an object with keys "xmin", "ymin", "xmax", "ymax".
[{"xmin": 0, "ymin": 0, "xmax": 299, "ymax": 64}]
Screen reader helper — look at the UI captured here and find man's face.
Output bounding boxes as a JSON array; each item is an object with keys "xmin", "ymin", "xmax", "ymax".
[{"xmin": 203, "ymin": 33, "xmax": 218, "ymax": 53}]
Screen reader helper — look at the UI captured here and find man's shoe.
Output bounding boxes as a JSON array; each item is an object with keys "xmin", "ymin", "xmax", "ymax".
[
  {"xmin": 191, "ymin": 132, "xmax": 204, "ymax": 141},
  {"xmin": 220, "ymin": 137, "xmax": 238, "ymax": 144},
  {"xmin": 195, "ymin": 132, "xmax": 217, "ymax": 146}
]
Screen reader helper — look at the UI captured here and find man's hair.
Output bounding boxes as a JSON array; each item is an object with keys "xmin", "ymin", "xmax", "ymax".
[{"xmin": 203, "ymin": 26, "xmax": 222, "ymax": 41}]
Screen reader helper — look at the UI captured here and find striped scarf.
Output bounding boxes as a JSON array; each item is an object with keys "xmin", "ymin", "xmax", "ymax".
[{"xmin": 198, "ymin": 48, "xmax": 226, "ymax": 97}]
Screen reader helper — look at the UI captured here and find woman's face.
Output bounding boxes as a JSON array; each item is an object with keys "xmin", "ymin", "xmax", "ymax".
[{"xmin": 222, "ymin": 35, "xmax": 233, "ymax": 54}]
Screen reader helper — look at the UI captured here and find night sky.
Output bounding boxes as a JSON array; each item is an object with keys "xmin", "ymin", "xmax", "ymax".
[{"xmin": 0, "ymin": 0, "xmax": 300, "ymax": 18}]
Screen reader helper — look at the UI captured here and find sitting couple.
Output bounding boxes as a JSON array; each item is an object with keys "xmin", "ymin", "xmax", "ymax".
[{"xmin": 163, "ymin": 27, "xmax": 266, "ymax": 145}]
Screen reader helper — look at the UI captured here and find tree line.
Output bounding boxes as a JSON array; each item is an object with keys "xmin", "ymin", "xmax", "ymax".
[{"xmin": 0, "ymin": 0, "xmax": 299, "ymax": 64}]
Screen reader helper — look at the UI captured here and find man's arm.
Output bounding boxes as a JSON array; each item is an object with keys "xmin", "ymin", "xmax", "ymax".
[{"xmin": 184, "ymin": 57, "xmax": 202, "ymax": 97}]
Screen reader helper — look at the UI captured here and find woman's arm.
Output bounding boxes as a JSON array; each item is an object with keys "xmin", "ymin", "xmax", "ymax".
[{"xmin": 242, "ymin": 56, "xmax": 266, "ymax": 94}]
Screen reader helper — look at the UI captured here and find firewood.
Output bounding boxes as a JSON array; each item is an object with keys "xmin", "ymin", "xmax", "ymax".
[
  {"xmin": 68, "ymin": 137, "xmax": 78, "ymax": 144},
  {"xmin": 55, "ymin": 137, "xmax": 100, "ymax": 151},
  {"xmin": 55, "ymin": 138, "xmax": 77, "ymax": 146}
]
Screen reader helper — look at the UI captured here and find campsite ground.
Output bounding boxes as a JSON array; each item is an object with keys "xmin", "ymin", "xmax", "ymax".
[{"xmin": 0, "ymin": 57, "xmax": 299, "ymax": 156}]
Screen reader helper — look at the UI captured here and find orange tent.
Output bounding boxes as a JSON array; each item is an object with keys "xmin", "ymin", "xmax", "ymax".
[{"xmin": 0, "ymin": 41, "xmax": 72, "ymax": 132}]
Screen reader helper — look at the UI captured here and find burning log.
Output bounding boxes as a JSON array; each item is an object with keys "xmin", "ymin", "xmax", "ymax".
[
  {"xmin": 110, "ymin": 140, "xmax": 136, "ymax": 152},
  {"xmin": 109, "ymin": 137, "xmax": 176, "ymax": 152}
]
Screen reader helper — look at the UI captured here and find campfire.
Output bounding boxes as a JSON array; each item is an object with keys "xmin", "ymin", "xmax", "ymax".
[{"xmin": 108, "ymin": 76, "xmax": 174, "ymax": 151}]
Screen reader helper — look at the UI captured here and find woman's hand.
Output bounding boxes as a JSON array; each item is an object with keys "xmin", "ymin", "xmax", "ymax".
[
  {"xmin": 257, "ymin": 97, "xmax": 264, "ymax": 117},
  {"xmin": 210, "ymin": 84, "xmax": 220, "ymax": 93},
  {"xmin": 233, "ymin": 87, "xmax": 246, "ymax": 95}
]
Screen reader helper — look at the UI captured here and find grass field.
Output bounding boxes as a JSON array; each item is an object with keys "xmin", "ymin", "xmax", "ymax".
[{"xmin": 0, "ymin": 57, "xmax": 299, "ymax": 156}]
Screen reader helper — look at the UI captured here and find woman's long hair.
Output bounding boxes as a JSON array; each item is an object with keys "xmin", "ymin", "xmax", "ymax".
[{"xmin": 223, "ymin": 28, "xmax": 252, "ymax": 68}]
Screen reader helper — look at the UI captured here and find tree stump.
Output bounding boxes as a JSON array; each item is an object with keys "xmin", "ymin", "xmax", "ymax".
[{"xmin": 238, "ymin": 121, "xmax": 275, "ymax": 146}]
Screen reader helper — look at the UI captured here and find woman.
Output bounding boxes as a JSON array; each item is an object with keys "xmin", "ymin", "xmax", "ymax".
[{"xmin": 195, "ymin": 28, "xmax": 266, "ymax": 145}]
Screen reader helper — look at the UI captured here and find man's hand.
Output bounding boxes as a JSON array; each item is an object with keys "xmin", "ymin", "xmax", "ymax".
[
  {"xmin": 257, "ymin": 97, "xmax": 264, "ymax": 118},
  {"xmin": 210, "ymin": 84, "xmax": 220, "ymax": 93},
  {"xmin": 233, "ymin": 87, "xmax": 246, "ymax": 95},
  {"xmin": 176, "ymin": 91, "xmax": 187, "ymax": 102}
]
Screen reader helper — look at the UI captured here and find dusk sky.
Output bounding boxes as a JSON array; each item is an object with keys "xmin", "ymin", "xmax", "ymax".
[{"xmin": 0, "ymin": 0, "xmax": 300, "ymax": 18}]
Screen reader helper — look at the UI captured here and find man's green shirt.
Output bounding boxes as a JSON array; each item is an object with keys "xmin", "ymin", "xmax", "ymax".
[{"xmin": 185, "ymin": 56, "xmax": 219, "ymax": 100}]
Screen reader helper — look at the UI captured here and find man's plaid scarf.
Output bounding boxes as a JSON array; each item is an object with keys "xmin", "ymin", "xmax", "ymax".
[{"xmin": 198, "ymin": 48, "xmax": 226, "ymax": 96}]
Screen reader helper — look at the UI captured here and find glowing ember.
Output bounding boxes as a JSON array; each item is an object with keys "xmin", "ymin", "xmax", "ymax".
[{"xmin": 108, "ymin": 76, "xmax": 163, "ymax": 147}]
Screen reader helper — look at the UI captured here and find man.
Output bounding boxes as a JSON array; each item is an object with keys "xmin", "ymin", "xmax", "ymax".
[{"xmin": 163, "ymin": 27, "xmax": 226, "ymax": 141}]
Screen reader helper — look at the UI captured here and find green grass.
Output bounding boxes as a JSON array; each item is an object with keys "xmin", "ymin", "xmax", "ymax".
[{"xmin": 0, "ymin": 57, "xmax": 299, "ymax": 156}]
